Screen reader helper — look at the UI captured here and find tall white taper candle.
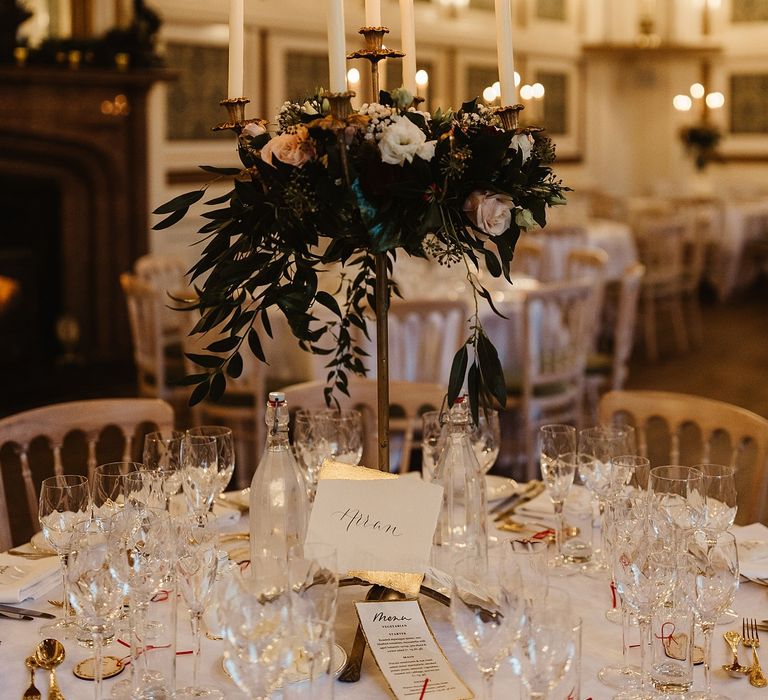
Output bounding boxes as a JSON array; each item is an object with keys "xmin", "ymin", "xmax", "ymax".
[
  {"xmin": 327, "ymin": 0, "xmax": 347, "ymax": 93},
  {"xmin": 365, "ymin": 0, "xmax": 381, "ymax": 27},
  {"xmin": 228, "ymin": 0, "xmax": 244, "ymax": 98},
  {"xmin": 399, "ymin": 0, "xmax": 417, "ymax": 95},
  {"xmin": 494, "ymin": 0, "xmax": 516, "ymax": 105}
]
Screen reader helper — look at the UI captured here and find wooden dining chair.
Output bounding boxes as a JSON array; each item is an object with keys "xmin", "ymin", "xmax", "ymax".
[
  {"xmin": 366, "ymin": 299, "xmax": 468, "ymax": 386},
  {"xmin": 121, "ymin": 272, "xmax": 191, "ymax": 419},
  {"xmin": 565, "ymin": 247, "xmax": 609, "ymax": 350},
  {"xmin": 632, "ymin": 215, "xmax": 690, "ymax": 361},
  {"xmin": 0, "ymin": 398, "xmax": 174, "ymax": 550},
  {"xmin": 506, "ymin": 278, "xmax": 596, "ymax": 480},
  {"xmin": 584, "ymin": 263, "xmax": 645, "ymax": 422},
  {"xmin": 279, "ymin": 378, "xmax": 446, "ymax": 473},
  {"xmin": 598, "ymin": 390, "xmax": 768, "ymax": 525}
]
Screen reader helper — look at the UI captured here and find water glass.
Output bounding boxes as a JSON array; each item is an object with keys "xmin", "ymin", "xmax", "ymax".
[
  {"xmin": 649, "ymin": 465, "xmax": 705, "ymax": 545},
  {"xmin": 143, "ymin": 430, "xmax": 184, "ymax": 471},
  {"xmin": 508, "ymin": 539, "xmax": 549, "ymax": 606},
  {"xmin": 92, "ymin": 462, "xmax": 140, "ymax": 527}
]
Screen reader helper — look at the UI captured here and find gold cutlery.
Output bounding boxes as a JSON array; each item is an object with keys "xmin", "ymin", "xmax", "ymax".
[
  {"xmin": 217, "ymin": 492, "xmax": 249, "ymax": 512},
  {"xmin": 493, "ymin": 481, "xmax": 545, "ymax": 522},
  {"xmin": 722, "ymin": 630, "xmax": 749, "ymax": 677},
  {"xmin": 23, "ymin": 656, "xmax": 41, "ymax": 700},
  {"xmin": 743, "ymin": 618, "xmax": 768, "ymax": 688},
  {"xmin": 219, "ymin": 532, "xmax": 249, "ymax": 543},
  {"xmin": 34, "ymin": 638, "xmax": 66, "ymax": 700},
  {"xmin": 47, "ymin": 599, "xmax": 63, "ymax": 608}
]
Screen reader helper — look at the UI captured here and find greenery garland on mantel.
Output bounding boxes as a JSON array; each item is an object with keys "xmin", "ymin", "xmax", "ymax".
[{"xmin": 154, "ymin": 89, "xmax": 568, "ymax": 421}]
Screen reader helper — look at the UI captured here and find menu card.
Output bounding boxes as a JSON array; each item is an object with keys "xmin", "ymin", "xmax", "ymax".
[{"xmin": 355, "ymin": 600, "xmax": 473, "ymax": 700}]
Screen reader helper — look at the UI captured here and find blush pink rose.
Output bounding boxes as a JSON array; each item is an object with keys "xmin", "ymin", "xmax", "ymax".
[
  {"xmin": 463, "ymin": 191, "xmax": 515, "ymax": 238},
  {"xmin": 260, "ymin": 128, "xmax": 315, "ymax": 167}
]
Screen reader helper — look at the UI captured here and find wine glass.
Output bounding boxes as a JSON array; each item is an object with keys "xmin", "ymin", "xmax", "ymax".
[
  {"xmin": 470, "ymin": 409, "xmax": 501, "ymax": 473},
  {"xmin": 181, "ymin": 434, "xmax": 220, "ymax": 519},
  {"xmin": 67, "ymin": 525, "xmax": 124, "ymax": 700},
  {"xmin": 92, "ymin": 462, "xmax": 139, "ymax": 529},
  {"xmin": 143, "ymin": 430, "xmax": 184, "ymax": 471},
  {"xmin": 450, "ymin": 552, "xmax": 524, "ymax": 700},
  {"xmin": 174, "ymin": 513, "xmax": 224, "ymax": 700},
  {"xmin": 124, "ymin": 468, "xmax": 180, "ymax": 511},
  {"xmin": 315, "ymin": 409, "xmax": 364, "ymax": 465},
  {"xmin": 538, "ymin": 424, "xmax": 577, "ymax": 571},
  {"xmin": 686, "ymin": 530, "xmax": 739, "ymax": 700},
  {"xmin": 38, "ymin": 474, "xmax": 91, "ymax": 637},
  {"xmin": 421, "ymin": 409, "xmax": 447, "ymax": 482},
  {"xmin": 187, "ymin": 426, "xmax": 235, "ymax": 498},
  {"xmin": 219, "ymin": 552, "xmax": 294, "ymax": 700},
  {"xmin": 293, "ymin": 410, "xmax": 327, "ymax": 500},
  {"xmin": 649, "ymin": 465, "xmax": 705, "ymax": 547}
]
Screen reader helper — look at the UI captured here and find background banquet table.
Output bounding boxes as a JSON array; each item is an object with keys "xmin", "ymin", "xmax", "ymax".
[{"xmin": 1, "ymin": 514, "xmax": 767, "ymax": 699}]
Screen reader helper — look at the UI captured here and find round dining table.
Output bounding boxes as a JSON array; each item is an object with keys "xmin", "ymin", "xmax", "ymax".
[{"xmin": 1, "ymin": 503, "xmax": 766, "ymax": 699}]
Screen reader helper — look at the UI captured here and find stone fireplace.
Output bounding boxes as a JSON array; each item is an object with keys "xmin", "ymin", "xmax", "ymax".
[{"xmin": 0, "ymin": 65, "xmax": 169, "ymax": 363}]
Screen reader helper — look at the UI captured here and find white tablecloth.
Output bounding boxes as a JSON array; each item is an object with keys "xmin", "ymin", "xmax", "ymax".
[{"xmin": 2, "ymin": 518, "xmax": 766, "ymax": 699}]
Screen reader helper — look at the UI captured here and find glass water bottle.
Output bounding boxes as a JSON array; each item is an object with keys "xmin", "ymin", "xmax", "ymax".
[
  {"xmin": 431, "ymin": 396, "xmax": 488, "ymax": 567},
  {"xmin": 249, "ymin": 392, "xmax": 309, "ymax": 561}
]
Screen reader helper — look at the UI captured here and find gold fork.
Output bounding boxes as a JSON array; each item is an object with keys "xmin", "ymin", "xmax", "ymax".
[{"xmin": 743, "ymin": 618, "xmax": 768, "ymax": 688}]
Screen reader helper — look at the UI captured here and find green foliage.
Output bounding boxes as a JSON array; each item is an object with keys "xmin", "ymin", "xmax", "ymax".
[{"xmin": 156, "ymin": 90, "xmax": 569, "ymax": 417}]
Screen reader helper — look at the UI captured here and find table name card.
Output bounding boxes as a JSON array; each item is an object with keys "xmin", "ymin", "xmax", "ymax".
[
  {"xmin": 355, "ymin": 600, "xmax": 473, "ymax": 700},
  {"xmin": 306, "ymin": 471, "xmax": 443, "ymax": 581}
]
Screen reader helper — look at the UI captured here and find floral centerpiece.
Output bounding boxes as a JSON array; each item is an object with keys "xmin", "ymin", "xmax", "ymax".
[{"xmin": 155, "ymin": 88, "xmax": 567, "ymax": 422}]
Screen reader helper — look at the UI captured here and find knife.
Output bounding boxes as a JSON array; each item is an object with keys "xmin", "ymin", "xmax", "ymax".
[
  {"xmin": 493, "ymin": 482, "xmax": 546, "ymax": 522},
  {"xmin": 0, "ymin": 603, "xmax": 55, "ymax": 619},
  {"xmin": 0, "ymin": 610, "xmax": 32, "ymax": 621}
]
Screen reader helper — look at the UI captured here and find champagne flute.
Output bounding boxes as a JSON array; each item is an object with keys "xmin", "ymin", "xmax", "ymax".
[
  {"xmin": 421, "ymin": 410, "xmax": 447, "ymax": 482},
  {"xmin": 181, "ymin": 434, "xmax": 220, "ymax": 519},
  {"xmin": 293, "ymin": 410, "xmax": 327, "ymax": 500},
  {"xmin": 187, "ymin": 426, "xmax": 235, "ymax": 498},
  {"xmin": 38, "ymin": 474, "xmax": 91, "ymax": 637},
  {"xmin": 539, "ymin": 424, "xmax": 577, "ymax": 571},
  {"xmin": 174, "ymin": 513, "xmax": 224, "ymax": 700},
  {"xmin": 686, "ymin": 530, "xmax": 739, "ymax": 700},
  {"xmin": 470, "ymin": 409, "xmax": 501, "ymax": 473}
]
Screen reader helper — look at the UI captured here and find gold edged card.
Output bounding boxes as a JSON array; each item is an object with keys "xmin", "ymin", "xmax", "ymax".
[{"xmin": 317, "ymin": 459, "xmax": 424, "ymax": 597}]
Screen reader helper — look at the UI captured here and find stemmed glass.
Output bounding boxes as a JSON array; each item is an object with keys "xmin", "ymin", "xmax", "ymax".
[
  {"xmin": 92, "ymin": 462, "xmax": 140, "ymax": 528},
  {"xmin": 109, "ymin": 507, "xmax": 175, "ymax": 698},
  {"xmin": 316, "ymin": 409, "xmax": 364, "ymax": 465},
  {"xmin": 181, "ymin": 434, "xmax": 220, "ymax": 519},
  {"xmin": 219, "ymin": 552, "xmax": 294, "ymax": 700},
  {"xmin": 686, "ymin": 530, "xmax": 739, "ymax": 700},
  {"xmin": 66, "ymin": 525, "xmax": 124, "ymax": 700},
  {"xmin": 538, "ymin": 424, "xmax": 577, "ymax": 572},
  {"xmin": 38, "ymin": 474, "xmax": 91, "ymax": 637},
  {"xmin": 421, "ymin": 409, "xmax": 500, "ymax": 481},
  {"xmin": 450, "ymin": 552, "xmax": 524, "ymax": 700},
  {"xmin": 611, "ymin": 521, "xmax": 678, "ymax": 700},
  {"xmin": 124, "ymin": 469, "xmax": 179, "ymax": 511},
  {"xmin": 293, "ymin": 410, "xmax": 327, "ymax": 500},
  {"xmin": 649, "ymin": 465, "xmax": 705, "ymax": 547},
  {"xmin": 174, "ymin": 513, "xmax": 224, "ymax": 700},
  {"xmin": 187, "ymin": 426, "xmax": 235, "ymax": 499},
  {"xmin": 578, "ymin": 426, "xmax": 632, "ymax": 569},
  {"xmin": 143, "ymin": 430, "xmax": 184, "ymax": 471}
]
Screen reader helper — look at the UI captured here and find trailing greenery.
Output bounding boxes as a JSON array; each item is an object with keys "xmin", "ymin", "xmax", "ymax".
[{"xmin": 154, "ymin": 88, "xmax": 568, "ymax": 421}]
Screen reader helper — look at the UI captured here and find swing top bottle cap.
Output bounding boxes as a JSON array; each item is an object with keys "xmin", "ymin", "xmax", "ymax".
[{"xmin": 268, "ymin": 391, "xmax": 286, "ymax": 406}]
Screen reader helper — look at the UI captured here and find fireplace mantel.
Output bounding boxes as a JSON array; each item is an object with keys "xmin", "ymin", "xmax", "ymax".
[{"xmin": 0, "ymin": 66, "xmax": 174, "ymax": 362}]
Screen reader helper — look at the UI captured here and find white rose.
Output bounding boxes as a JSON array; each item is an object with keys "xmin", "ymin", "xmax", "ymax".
[
  {"xmin": 511, "ymin": 133, "xmax": 534, "ymax": 163},
  {"xmin": 463, "ymin": 191, "xmax": 515, "ymax": 238},
  {"xmin": 515, "ymin": 208, "xmax": 537, "ymax": 230},
  {"xmin": 378, "ymin": 118, "xmax": 436, "ymax": 166}
]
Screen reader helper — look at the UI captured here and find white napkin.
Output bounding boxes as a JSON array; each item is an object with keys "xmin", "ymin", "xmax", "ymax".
[
  {"xmin": 0, "ymin": 552, "xmax": 60, "ymax": 603},
  {"xmin": 733, "ymin": 522, "xmax": 768, "ymax": 579},
  {"xmin": 169, "ymin": 495, "xmax": 242, "ymax": 526}
]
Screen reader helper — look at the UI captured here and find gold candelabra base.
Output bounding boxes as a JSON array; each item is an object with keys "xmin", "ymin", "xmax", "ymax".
[{"xmin": 213, "ymin": 97, "xmax": 264, "ymax": 133}]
